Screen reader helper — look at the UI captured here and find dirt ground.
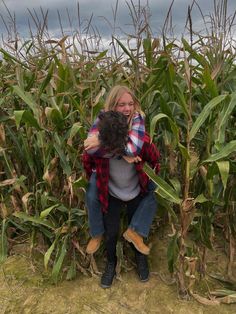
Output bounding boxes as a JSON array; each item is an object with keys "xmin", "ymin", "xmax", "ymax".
[{"xmin": 0, "ymin": 233, "xmax": 236, "ymax": 314}]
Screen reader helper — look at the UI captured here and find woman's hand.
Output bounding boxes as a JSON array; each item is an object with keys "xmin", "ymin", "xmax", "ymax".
[
  {"xmin": 123, "ymin": 156, "xmax": 142, "ymax": 163},
  {"xmin": 84, "ymin": 134, "xmax": 100, "ymax": 150}
]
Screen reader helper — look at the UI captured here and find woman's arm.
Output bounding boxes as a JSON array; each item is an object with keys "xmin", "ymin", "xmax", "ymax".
[
  {"xmin": 82, "ymin": 151, "xmax": 95, "ymax": 179},
  {"xmin": 125, "ymin": 112, "xmax": 145, "ymax": 157},
  {"xmin": 142, "ymin": 137, "xmax": 161, "ymax": 174},
  {"xmin": 84, "ymin": 133, "xmax": 100, "ymax": 151},
  {"xmin": 83, "ymin": 115, "xmax": 104, "ymax": 156},
  {"xmin": 122, "ymin": 155, "xmax": 142, "ymax": 163}
]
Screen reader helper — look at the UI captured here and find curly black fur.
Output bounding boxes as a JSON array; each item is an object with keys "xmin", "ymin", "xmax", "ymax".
[{"xmin": 97, "ymin": 111, "xmax": 128, "ymax": 155}]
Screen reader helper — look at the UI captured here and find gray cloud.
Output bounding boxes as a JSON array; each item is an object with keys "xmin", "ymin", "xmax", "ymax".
[{"xmin": 0, "ymin": 0, "xmax": 235, "ymax": 40}]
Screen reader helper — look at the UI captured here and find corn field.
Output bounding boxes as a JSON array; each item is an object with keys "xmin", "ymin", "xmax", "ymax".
[{"xmin": 0, "ymin": 0, "xmax": 236, "ymax": 302}]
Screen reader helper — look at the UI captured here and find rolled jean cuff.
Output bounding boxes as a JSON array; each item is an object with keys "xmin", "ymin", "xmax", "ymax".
[
  {"xmin": 90, "ymin": 230, "xmax": 104, "ymax": 238},
  {"xmin": 128, "ymin": 225, "xmax": 148, "ymax": 238}
]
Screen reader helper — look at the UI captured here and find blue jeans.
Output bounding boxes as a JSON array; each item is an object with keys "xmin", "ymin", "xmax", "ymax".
[{"xmin": 85, "ymin": 172, "xmax": 157, "ymax": 238}]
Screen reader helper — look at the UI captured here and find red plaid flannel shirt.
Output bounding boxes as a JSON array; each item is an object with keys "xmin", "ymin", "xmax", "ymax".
[{"xmin": 82, "ymin": 133, "xmax": 160, "ymax": 212}]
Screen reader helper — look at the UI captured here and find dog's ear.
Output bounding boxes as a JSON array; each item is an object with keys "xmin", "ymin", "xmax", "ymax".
[{"xmin": 98, "ymin": 111, "xmax": 105, "ymax": 120}]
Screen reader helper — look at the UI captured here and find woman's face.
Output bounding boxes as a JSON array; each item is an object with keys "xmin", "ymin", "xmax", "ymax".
[{"xmin": 115, "ymin": 92, "xmax": 135, "ymax": 119}]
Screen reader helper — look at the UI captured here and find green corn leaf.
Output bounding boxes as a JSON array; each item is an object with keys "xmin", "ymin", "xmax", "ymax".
[
  {"xmin": 0, "ymin": 48, "xmax": 29, "ymax": 69},
  {"xmin": 95, "ymin": 50, "xmax": 108, "ymax": 60},
  {"xmin": 167, "ymin": 232, "xmax": 179, "ymax": 273},
  {"xmin": 143, "ymin": 38, "xmax": 152, "ymax": 67},
  {"xmin": 194, "ymin": 194, "xmax": 209, "ymax": 204},
  {"xmin": 160, "ymin": 99, "xmax": 175, "ymax": 119},
  {"xmin": 8, "ymin": 218, "xmax": 29, "ymax": 233},
  {"xmin": 66, "ymin": 260, "xmax": 77, "ymax": 280},
  {"xmin": 51, "ymin": 238, "xmax": 67, "ymax": 283},
  {"xmin": 13, "ymin": 212, "xmax": 54, "ymax": 229},
  {"xmin": 46, "ymin": 84, "xmax": 60, "ymax": 110},
  {"xmin": 47, "ymin": 108, "xmax": 64, "ymax": 129},
  {"xmin": 216, "ymin": 93, "xmax": 236, "ymax": 144},
  {"xmin": 143, "ymin": 164, "xmax": 182, "ymax": 204},
  {"xmin": 37, "ymin": 226, "xmax": 54, "ymax": 240},
  {"xmin": 20, "ymin": 134, "xmax": 35, "ymax": 175},
  {"xmin": 173, "ymin": 82, "xmax": 188, "ymax": 118},
  {"xmin": 40, "ymin": 204, "xmax": 60, "ymax": 219},
  {"xmin": 194, "ymin": 215, "xmax": 213, "ymax": 249},
  {"xmin": 54, "ymin": 141, "xmax": 72, "ymax": 176},
  {"xmin": 56, "ymin": 63, "xmax": 67, "ymax": 94},
  {"xmin": 0, "ymin": 219, "xmax": 8, "ymax": 263},
  {"xmin": 178, "ymin": 143, "xmax": 190, "ymax": 161},
  {"xmin": 203, "ymin": 140, "xmax": 236, "ymax": 163},
  {"xmin": 211, "ymin": 289, "xmax": 236, "ymax": 297},
  {"xmin": 113, "ymin": 37, "xmax": 137, "ymax": 67},
  {"xmin": 73, "ymin": 176, "xmax": 88, "ymax": 189},
  {"xmin": 13, "ymin": 85, "xmax": 39, "ymax": 118},
  {"xmin": 141, "ymin": 89, "xmax": 161, "ymax": 113},
  {"xmin": 14, "ymin": 110, "xmax": 41, "ymax": 130},
  {"xmin": 156, "ymin": 194, "xmax": 178, "ymax": 222},
  {"xmin": 15, "ymin": 65, "xmax": 24, "ymax": 89},
  {"xmin": 202, "ymin": 66, "xmax": 218, "ymax": 98},
  {"xmin": 216, "ymin": 161, "xmax": 230, "ymax": 196},
  {"xmin": 39, "ymin": 62, "xmax": 54, "ymax": 96},
  {"xmin": 44, "ymin": 237, "xmax": 58, "ymax": 270},
  {"xmin": 69, "ymin": 122, "xmax": 86, "ymax": 140},
  {"xmin": 182, "ymin": 38, "xmax": 207, "ymax": 67},
  {"xmin": 150, "ymin": 113, "xmax": 179, "ymax": 142},
  {"xmin": 209, "ymin": 275, "xmax": 236, "ymax": 291},
  {"xmin": 146, "ymin": 56, "xmax": 168, "ymax": 87},
  {"xmin": 190, "ymin": 94, "xmax": 227, "ymax": 141},
  {"xmin": 169, "ymin": 178, "xmax": 181, "ymax": 194}
]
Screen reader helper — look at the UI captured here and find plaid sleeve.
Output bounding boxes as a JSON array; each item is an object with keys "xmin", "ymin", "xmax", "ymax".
[
  {"xmin": 142, "ymin": 134, "xmax": 160, "ymax": 174},
  {"xmin": 148, "ymin": 142, "xmax": 160, "ymax": 174},
  {"xmin": 125, "ymin": 112, "xmax": 145, "ymax": 157},
  {"xmin": 82, "ymin": 151, "xmax": 95, "ymax": 179},
  {"xmin": 88, "ymin": 116, "xmax": 100, "ymax": 136},
  {"xmin": 86, "ymin": 114, "xmax": 107, "ymax": 157},
  {"xmin": 95, "ymin": 158, "xmax": 110, "ymax": 212}
]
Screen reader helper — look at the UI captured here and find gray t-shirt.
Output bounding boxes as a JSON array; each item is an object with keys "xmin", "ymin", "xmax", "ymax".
[{"xmin": 108, "ymin": 157, "xmax": 140, "ymax": 201}]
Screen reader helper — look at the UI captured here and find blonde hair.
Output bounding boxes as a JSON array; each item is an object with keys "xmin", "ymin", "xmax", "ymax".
[{"xmin": 104, "ymin": 85, "xmax": 143, "ymax": 115}]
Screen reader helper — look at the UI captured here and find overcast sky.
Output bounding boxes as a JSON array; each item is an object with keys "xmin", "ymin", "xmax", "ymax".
[{"xmin": 0, "ymin": 0, "xmax": 235, "ymax": 41}]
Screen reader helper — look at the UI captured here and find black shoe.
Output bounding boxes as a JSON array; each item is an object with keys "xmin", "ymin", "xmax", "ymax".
[
  {"xmin": 100, "ymin": 261, "xmax": 116, "ymax": 288},
  {"xmin": 135, "ymin": 252, "xmax": 149, "ymax": 282}
]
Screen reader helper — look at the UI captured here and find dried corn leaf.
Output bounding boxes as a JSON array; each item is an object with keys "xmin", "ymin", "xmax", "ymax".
[{"xmin": 191, "ymin": 293, "xmax": 220, "ymax": 306}]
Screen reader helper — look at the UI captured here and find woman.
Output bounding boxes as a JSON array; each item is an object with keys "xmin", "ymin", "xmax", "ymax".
[
  {"xmin": 82, "ymin": 110, "xmax": 160, "ymax": 288},
  {"xmin": 84, "ymin": 85, "xmax": 147, "ymax": 254}
]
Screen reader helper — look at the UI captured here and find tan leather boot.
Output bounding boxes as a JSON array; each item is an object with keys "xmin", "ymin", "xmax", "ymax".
[
  {"xmin": 123, "ymin": 228, "xmax": 150, "ymax": 255},
  {"xmin": 86, "ymin": 235, "xmax": 102, "ymax": 254}
]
